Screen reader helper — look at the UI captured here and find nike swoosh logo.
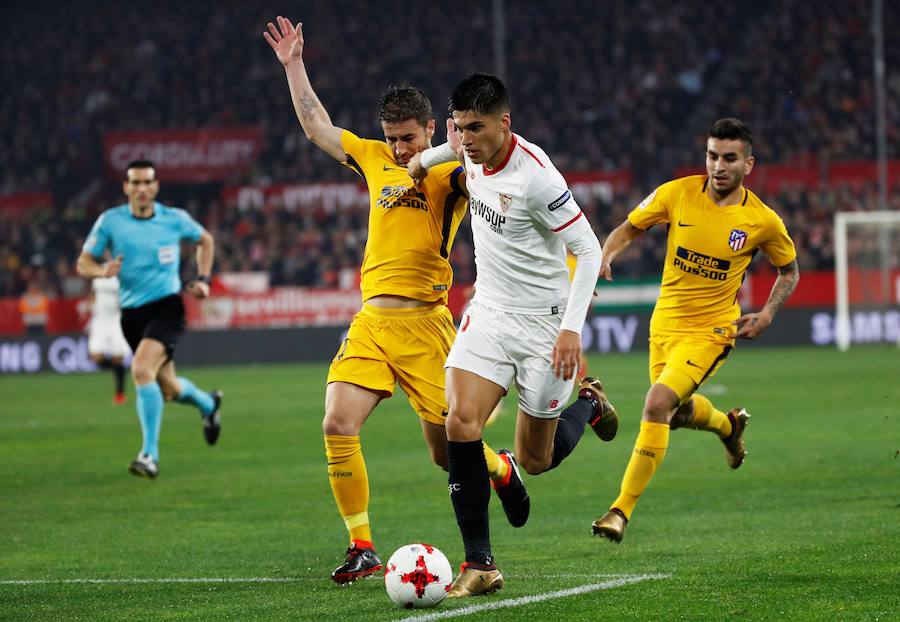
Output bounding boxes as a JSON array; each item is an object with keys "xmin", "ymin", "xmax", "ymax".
[
  {"xmin": 678, "ymin": 221, "xmax": 695, "ymax": 227},
  {"xmin": 383, "ymin": 164, "xmax": 406, "ymax": 171},
  {"xmin": 686, "ymin": 360, "xmax": 704, "ymax": 369}
]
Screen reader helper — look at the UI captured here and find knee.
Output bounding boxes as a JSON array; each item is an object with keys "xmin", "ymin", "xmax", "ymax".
[
  {"xmin": 430, "ymin": 447, "xmax": 449, "ymax": 471},
  {"xmin": 445, "ymin": 409, "xmax": 482, "ymax": 441},
  {"xmin": 322, "ymin": 407, "xmax": 361, "ymax": 437},
  {"xmin": 517, "ymin": 452, "xmax": 549, "ymax": 476},
  {"xmin": 159, "ymin": 383, "xmax": 179, "ymax": 402},
  {"xmin": 643, "ymin": 394, "xmax": 675, "ymax": 424},
  {"xmin": 131, "ymin": 364, "xmax": 155, "ymax": 387}
]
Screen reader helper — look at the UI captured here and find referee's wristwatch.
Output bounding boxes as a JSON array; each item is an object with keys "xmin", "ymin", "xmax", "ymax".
[{"xmin": 196, "ymin": 275, "xmax": 211, "ymax": 284}]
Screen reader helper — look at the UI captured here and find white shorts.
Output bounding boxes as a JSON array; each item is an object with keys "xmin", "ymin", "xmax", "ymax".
[
  {"xmin": 88, "ymin": 319, "xmax": 131, "ymax": 358},
  {"xmin": 445, "ymin": 301, "xmax": 575, "ymax": 419}
]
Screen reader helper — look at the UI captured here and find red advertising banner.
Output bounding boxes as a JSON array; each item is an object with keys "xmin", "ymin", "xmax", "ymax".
[
  {"xmin": 0, "ymin": 192, "xmax": 54, "ymax": 216},
  {"xmin": 183, "ymin": 288, "xmax": 363, "ymax": 329},
  {"xmin": 103, "ymin": 127, "xmax": 263, "ymax": 182}
]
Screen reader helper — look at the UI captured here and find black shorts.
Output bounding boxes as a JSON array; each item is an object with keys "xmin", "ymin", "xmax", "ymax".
[{"xmin": 120, "ymin": 294, "xmax": 186, "ymax": 359}]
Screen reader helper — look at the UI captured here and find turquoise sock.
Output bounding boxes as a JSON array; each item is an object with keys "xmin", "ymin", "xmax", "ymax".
[
  {"xmin": 136, "ymin": 382, "xmax": 163, "ymax": 461},
  {"xmin": 176, "ymin": 377, "xmax": 214, "ymax": 416}
]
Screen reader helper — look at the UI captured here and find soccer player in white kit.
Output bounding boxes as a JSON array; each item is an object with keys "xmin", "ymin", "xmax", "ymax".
[
  {"xmin": 410, "ymin": 74, "xmax": 619, "ymax": 596},
  {"xmin": 88, "ymin": 276, "xmax": 131, "ymax": 404}
]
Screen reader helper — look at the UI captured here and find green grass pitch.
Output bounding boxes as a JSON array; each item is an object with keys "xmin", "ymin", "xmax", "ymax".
[{"xmin": 1, "ymin": 346, "xmax": 898, "ymax": 621}]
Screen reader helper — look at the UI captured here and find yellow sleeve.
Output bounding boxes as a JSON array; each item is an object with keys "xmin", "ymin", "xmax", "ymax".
[
  {"xmin": 627, "ymin": 182, "xmax": 674, "ymax": 230},
  {"xmin": 760, "ymin": 210, "xmax": 798, "ymax": 268},
  {"xmin": 340, "ymin": 130, "xmax": 371, "ymax": 178}
]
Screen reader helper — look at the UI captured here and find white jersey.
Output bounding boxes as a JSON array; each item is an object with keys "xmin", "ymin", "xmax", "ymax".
[
  {"xmin": 465, "ymin": 133, "xmax": 586, "ymax": 317},
  {"xmin": 91, "ymin": 276, "xmax": 122, "ymax": 324}
]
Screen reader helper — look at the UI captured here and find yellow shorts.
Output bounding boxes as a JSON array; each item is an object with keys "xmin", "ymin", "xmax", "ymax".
[
  {"xmin": 327, "ymin": 302, "xmax": 455, "ymax": 425},
  {"xmin": 649, "ymin": 331, "xmax": 734, "ymax": 403}
]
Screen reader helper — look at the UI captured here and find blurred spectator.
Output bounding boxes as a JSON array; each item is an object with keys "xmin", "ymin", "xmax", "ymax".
[{"xmin": 19, "ymin": 280, "xmax": 49, "ymax": 334}]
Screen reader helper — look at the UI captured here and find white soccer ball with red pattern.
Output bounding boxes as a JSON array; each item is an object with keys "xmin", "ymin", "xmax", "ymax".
[{"xmin": 383, "ymin": 543, "xmax": 453, "ymax": 608}]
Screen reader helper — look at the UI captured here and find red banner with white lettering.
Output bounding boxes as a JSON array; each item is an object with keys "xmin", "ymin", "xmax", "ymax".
[
  {"xmin": 103, "ymin": 127, "xmax": 263, "ymax": 182},
  {"xmin": 182, "ymin": 288, "xmax": 363, "ymax": 329}
]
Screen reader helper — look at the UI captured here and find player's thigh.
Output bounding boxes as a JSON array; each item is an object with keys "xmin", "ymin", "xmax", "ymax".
[
  {"xmin": 514, "ymin": 408, "xmax": 559, "ymax": 475},
  {"xmin": 444, "ymin": 367, "xmax": 507, "ymax": 441},
  {"xmin": 444, "ymin": 302, "xmax": 516, "ymax": 399},
  {"xmin": 143, "ymin": 296, "xmax": 187, "ymax": 360},
  {"xmin": 512, "ymin": 314, "xmax": 576, "ymax": 419},
  {"xmin": 323, "ymin": 381, "xmax": 383, "ymax": 436},
  {"xmin": 130, "ymin": 338, "xmax": 169, "ymax": 384},
  {"xmin": 655, "ymin": 334, "xmax": 733, "ymax": 403},
  {"xmin": 389, "ymin": 305, "xmax": 456, "ymax": 425},
  {"xmin": 326, "ymin": 312, "xmax": 396, "ymax": 399}
]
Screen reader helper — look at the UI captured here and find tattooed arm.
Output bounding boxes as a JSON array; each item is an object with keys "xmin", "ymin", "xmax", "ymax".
[
  {"xmin": 733, "ymin": 259, "xmax": 800, "ymax": 339},
  {"xmin": 264, "ymin": 16, "xmax": 346, "ymax": 162}
]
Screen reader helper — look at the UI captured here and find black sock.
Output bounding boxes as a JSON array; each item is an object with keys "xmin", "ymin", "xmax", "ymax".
[
  {"xmin": 96, "ymin": 357, "xmax": 112, "ymax": 370},
  {"xmin": 113, "ymin": 363, "xmax": 126, "ymax": 394},
  {"xmin": 548, "ymin": 395, "xmax": 595, "ymax": 471},
  {"xmin": 447, "ymin": 439, "xmax": 493, "ymax": 566}
]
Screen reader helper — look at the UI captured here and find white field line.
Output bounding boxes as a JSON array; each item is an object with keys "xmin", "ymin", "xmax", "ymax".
[
  {"xmin": 393, "ymin": 573, "xmax": 670, "ymax": 622},
  {"xmin": 0, "ymin": 577, "xmax": 302, "ymax": 586},
  {"xmin": 0, "ymin": 572, "xmax": 659, "ymax": 586}
]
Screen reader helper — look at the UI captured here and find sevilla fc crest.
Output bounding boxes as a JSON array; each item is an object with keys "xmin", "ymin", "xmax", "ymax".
[
  {"xmin": 499, "ymin": 193, "xmax": 512, "ymax": 213},
  {"xmin": 729, "ymin": 229, "xmax": 748, "ymax": 251}
]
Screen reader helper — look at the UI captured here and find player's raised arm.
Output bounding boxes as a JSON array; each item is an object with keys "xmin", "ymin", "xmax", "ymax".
[
  {"xmin": 598, "ymin": 220, "xmax": 644, "ymax": 281},
  {"xmin": 263, "ymin": 16, "xmax": 345, "ymax": 162}
]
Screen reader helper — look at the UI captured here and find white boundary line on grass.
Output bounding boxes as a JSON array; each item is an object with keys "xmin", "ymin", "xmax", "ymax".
[
  {"xmin": 0, "ymin": 577, "xmax": 301, "ymax": 585},
  {"xmin": 392, "ymin": 573, "xmax": 670, "ymax": 622},
  {"xmin": 0, "ymin": 572, "xmax": 661, "ymax": 586}
]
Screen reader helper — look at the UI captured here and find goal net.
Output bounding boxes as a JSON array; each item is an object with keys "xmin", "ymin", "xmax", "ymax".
[{"xmin": 834, "ymin": 210, "xmax": 900, "ymax": 350}]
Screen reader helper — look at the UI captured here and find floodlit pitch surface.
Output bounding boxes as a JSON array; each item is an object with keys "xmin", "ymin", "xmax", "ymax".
[{"xmin": 1, "ymin": 347, "xmax": 897, "ymax": 620}]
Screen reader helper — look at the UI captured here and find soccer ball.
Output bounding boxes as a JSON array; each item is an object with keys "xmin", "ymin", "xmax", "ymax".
[{"xmin": 383, "ymin": 543, "xmax": 453, "ymax": 609}]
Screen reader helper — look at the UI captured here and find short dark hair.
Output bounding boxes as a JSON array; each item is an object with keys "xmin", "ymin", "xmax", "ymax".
[
  {"xmin": 125, "ymin": 160, "xmax": 156, "ymax": 176},
  {"xmin": 448, "ymin": 73, "xmax": 510, "ymax": 116},
  {"xmin": 708, "ymin": 118, "xmax": 753, "ymax": 155},
  {"xmin": 378, "ymin": 86, "xmax": 433, "ymax": 127}
]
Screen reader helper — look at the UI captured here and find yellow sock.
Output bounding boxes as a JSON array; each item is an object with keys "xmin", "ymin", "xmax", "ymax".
[
  {"xmin": 611, "ymin": 421, "xmax": 669, "ymax": 520},
  {"xmin": 324, "ymin": 435, "xmax": 371, "ymax": 545},
  {"xmin": 482, "ymin": 442, "xmax": 509, "ymax": 482},
  {"xmin": 690, "ymin": 394, "xmax": 732, "ymax": 439}
]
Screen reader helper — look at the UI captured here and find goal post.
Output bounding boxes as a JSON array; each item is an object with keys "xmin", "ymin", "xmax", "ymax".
[{"xmin": 834, "ymin": 210, "xmax": 900, "ymax": 350}]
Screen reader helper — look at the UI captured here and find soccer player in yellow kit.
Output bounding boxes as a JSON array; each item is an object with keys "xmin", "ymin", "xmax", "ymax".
[
  {"xmin": 592, "ymin": 118, "xmax": 800, "ymax": 542},
  {"xmin": 264, "ymin": 16, "xmax": 517, "ymax": 582}
]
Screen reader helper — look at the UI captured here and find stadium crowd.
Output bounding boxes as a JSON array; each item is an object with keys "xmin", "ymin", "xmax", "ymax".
[{"xmin": 1, "ymin": 0, "xmax": 897, "ymax": 298}]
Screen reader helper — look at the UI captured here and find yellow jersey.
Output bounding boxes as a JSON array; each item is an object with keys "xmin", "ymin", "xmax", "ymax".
[
  {"xmin": 341, "ymin": 130, "xmax": 468, "ymax": 304},
  {"xmin": 628, "ymin": 175, "xmax": 796, "ymax": 333}
]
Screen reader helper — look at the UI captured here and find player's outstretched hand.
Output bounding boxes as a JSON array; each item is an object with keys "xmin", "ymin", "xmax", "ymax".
[
  {"xmin": 552, "ymin": 329, "xmax": 582, "ymax": 380},
  {"xmin": 186, "ymin": 280, "xmax": 211, "ymax": 300},
  {"xmin": 263, "ymin": 15, "xmax": 303, "ymax": 66},
  {"xmin": 599, "ymin": 261, "xmax": 613, "ymax": 281},
  {"xmin": 407, "ymin": 153, "xmax": 427, "ymax": 188},
  {"xmin": 103, "ymin": 255, "xmax": 123, "ymax": 278},
  {"xmin": 733, "ymin": 310, "xmax": 773, "ymax": 340}
]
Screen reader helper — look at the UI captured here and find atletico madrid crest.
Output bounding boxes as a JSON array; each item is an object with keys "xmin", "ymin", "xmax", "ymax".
[
  {"xmin": 729, "ymin": 229, "xmax": 748, "ymax": 251},
  {"xmin": 499, "ymin": 193, "xmax": 512, "ymax": 213}
]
